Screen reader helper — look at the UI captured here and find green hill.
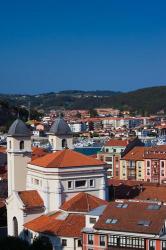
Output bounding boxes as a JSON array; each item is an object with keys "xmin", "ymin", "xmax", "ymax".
[{"xmin": 0, "ymin": 87, "xmax": 166, "ymax": 123}]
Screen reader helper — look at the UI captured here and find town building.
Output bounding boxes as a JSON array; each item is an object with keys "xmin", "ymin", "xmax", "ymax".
[
  {"xmin": 82, "ymin": 200, "xmax": 166, "ymax": 250},
  {"xmin": 97, "ymin": 138, "xmax": 143, "ymax": 179},
  {"xmin": 6, "ymin": 117, "xmax": 108, "ymax": 249}
]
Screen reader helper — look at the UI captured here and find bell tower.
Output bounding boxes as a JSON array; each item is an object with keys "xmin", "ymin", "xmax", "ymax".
[
  {"xmin": 7, "ymin": 118, "xmax": 31, "ymax": 196},
  {"xmin": 48, "ymin": 116, "xmax": 73, "ymax": 152}
]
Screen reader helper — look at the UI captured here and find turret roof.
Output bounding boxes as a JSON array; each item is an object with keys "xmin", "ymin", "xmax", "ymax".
[
  {"xmin": 8, "ymin": 118, "xmax": 30, "ymax": 137},
  {"xmin": 49, "ymin": 117, "xmax": 72, "ymax": 135}
]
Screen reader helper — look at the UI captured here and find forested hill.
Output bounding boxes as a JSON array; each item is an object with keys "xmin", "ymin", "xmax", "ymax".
[{"xmin": 0, "ymin": 86, "xmax": 166, "ymax": 116}]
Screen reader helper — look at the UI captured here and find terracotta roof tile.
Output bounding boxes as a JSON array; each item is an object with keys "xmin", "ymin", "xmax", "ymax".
[
  {"xmin": 135, "ymin": 186, "xmax": 166, "ymax": 203},
  {"xmin": 122, "ymin": 147, "xmax": 146, "ymax": 161},
  {"xmin": 60, "ymin": 192, "xmax": 108, "ymax": 212},
  {"xmin": 122, "ymin": 145, "xmax": 166, "ymax": 161},
  {"xmin": 30, "ymin": 149, "xmax": 105, "ymax": 168},
  {"xmin": 94, "ymin": 201, "xmax": 166, "ymax": 235},
  {"xmin": 18, "ymin": 190, "xmax": 44, "ymax": 209},
  {"xmin": 32, "ymin": 147, "xmax": 48, "ymax": 160},
  {"xmin": 24, "ymin": 211, "xmax": 85, "ymax": 237},
  {"xmin": 105, "ymin": 139, "xmax": 129, "ymax": 147}
]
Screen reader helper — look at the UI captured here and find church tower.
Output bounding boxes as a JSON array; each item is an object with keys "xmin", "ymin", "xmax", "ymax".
[
  {"xmin": 7, "ymin": 118, "xmax": 31, "ymax": 196},
  {"xmin": 48, "ymin": 116, "xmax": 73, "ymax": 152}
]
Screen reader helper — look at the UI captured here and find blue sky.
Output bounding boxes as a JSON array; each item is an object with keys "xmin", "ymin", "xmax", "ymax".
[{"xmin": 0, "ymin": 0, "xmax": 166, "ymax": 94}]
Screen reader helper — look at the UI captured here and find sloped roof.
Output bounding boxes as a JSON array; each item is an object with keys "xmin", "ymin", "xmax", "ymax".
[
  {"xmin": 60, "ymin": 192, "xmax": 108, "ymax": 212},
  {"xmin": 8, "ymin": 118, "xmax": 30, "ymax": 137},
  {"xmin": 49, "ymin": 117, "xmax": 72, "ymax": 135},
  {"xmin": 105, "ymin": 139, "xmax": 129, "ymax": 147},
  {"xmin": 18, "ymin": 190, "xmax": 44, "ymax": 209},
  {"xmin": 24, "ymin": 211, "xmax": 85, "ymax": 237},
  {"xmin": 122, "ymin": 147, "xmax": 146, "ymax": 161},
  {"xmin": 135, "ymin": 185, "xmax": 166, "ymax": 203},
  {"xmin": 32, "ymin": 147, "xmax": 48, "ymax": 160},
  {"xmin": 94, "ymin": 201, "xmax": 166, "ymax": 235},
  {"xmin": 29, "ymin": 149, "xmax": 105, "ymax": 168}
]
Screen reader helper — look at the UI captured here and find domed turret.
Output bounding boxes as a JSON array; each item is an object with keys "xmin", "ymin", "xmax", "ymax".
[
  {"xmin": 48, "ymin": 116, "xmax": 73, "ymax": 151},
  {"xmin": 49, "ymin": 117, "xmax": 72, "ymax": 135},
  {"xmin": 8, "ymin": 118, "xmax": 30, "ymax": 137},
  {"xmin": 7, "ymin": 118, "xmax": 32, "ymax": 196}
]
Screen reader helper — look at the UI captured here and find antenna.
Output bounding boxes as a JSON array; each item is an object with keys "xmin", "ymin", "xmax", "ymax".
[{"xmin": 28, "ymin": 101, "xmax": 31, "ymax": 121}]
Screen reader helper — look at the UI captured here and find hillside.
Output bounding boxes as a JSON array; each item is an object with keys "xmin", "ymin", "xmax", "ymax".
[{"xmin": 0, "ymin": 86, "xmax": 166, "ymax": 117}]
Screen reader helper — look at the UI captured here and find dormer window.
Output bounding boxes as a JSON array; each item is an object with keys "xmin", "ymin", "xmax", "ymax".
[{"xmin": 20, "ymin": 141, "xmax": 24, "ymax": 150}]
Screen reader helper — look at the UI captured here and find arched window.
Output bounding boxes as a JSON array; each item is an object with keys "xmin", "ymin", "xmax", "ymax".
[
  {"xmin": 20, "ymin": 140, "xmax": 24, "ymax": 150},
  {"xmin": 9, "ymin": 140, "xmax": 11, "ymax": 149},
  {"xmin": 13, "ymin": 217, "xmax": 18, "ymax": 237},
  {"xmin": 62, "ymin": 139, "xmax": 67, "ymax": 148}
]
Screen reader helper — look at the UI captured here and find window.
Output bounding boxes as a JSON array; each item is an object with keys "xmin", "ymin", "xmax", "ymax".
[
  {"xmin": 138, "ymin": 220, "xmax": 150, "ymax": 227},
  {"xmin": 108, "ymin": 236, "xmax": 118, "ymax": 246},
  {"xmin": 62, "ymin": 139, "xmax": 67, "ymax": 148},
  {"xmin": 147, "ymin": 160, "xmax": 150, "ymax": 168},
  {"xmin": 108, "ymin": 235, "xmax": 145, "ymax": 249},
  {"xmin": 147, "ymin": 204, "xmax": 160, "ymax": 210},
  {"xmin": 9, "ymin": 140, "xmax": 11, "ymax": 149},
  {"xmin": 13, "ymin": 217, "xmax": 18, "ymax": 237},
  {"xmin": 68, "ymin": 181, "xmax": 73, "ymax": 189},
  {"xmin": 161, "ymin": 161, "xmax": 165, "ymax": 168},
  {"xmin": 149, "ymin": 240, "xmax": 155, "ymax": 250},
  {"xmin": 106, "ymin": 218, "xmax": 118, "ymax": 224},
  {"xmin": 88, "ymin": 234, "xmax": 93, "ymax": 245},
  {"xmin": 34, "ymin": 179, "xmax": 39, "ymax": 185},
  {"xmin": 75, "ymin": 180, "xmax": 86, "ymax": 188},
  {"xmin": 162, "ymin": 241, "xmax": 166, "ymax": 250},
  {"xmin": 62, "ymin": 239, "xmax": 67, "ymax": 246},
  {"xmin": 78, "ymin": 239, "xmax": 82, "ymax": 247},
  {"xmin": 20, "ymin": 140, "xmax": 24, "ymax": 150},
  {"xmin": 100, "ymin": 235, "xmax": 105, "ymax": 246},
  {"xmin": 116, "ymin": 203, "xmax": 128, "ymax": 208},
  {"xmin": 105, "ymin": 157, "xmax": 112, "ymax": 161},
  {"xmin": 105, "ymin": 148, "xmax": 109, "ymax": 152},
  {"xmin": 113, "ymin": 149, "xmax": 116, "ymax": 153},
  {"xmin": 90, "ymin": 179, "xmax": 94, "ymax": 187},
  {"xmin": 89, "ymin": 217, "xmax": 96, "ymax": 224}
]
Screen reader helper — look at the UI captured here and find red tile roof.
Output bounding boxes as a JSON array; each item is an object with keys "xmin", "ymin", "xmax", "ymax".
[
  {"xmin": 24, "ymin": 211, "xmax": 85, "ymax": 237},
  {"xmin": 122, "ymin": 147, "xmax": 146, "ymax": 161},
  {"xmin": 122, "ymin": 145, "xmax": 166, "ymax": 161},
  {"xmin": 94, "ymin": 201, "xmax": 166, "ymax": 235},
  {"xmin": 144, "ymin": 145, "xmax": 166, "ymax": 159},
  {"xmin": 32, "ymin": 147, "xmax": 48, "ymax": 160},
  {"xmin": 18, "ymin": 190, "xmax": 44, "ymax": 209},
  {"xmin": 105, "ymin": 139, "xmax": 129, "ymax": 147},
  {"xmin": 60, "ymin": 192, "xmax": 108, "ymax": 212},
  {"xmin": 30, "ymin": 149, "xmax": 105, "ymax": 168},
  {"xmin": 135, "ymin": 186, "xmax": 166, "ymax": 203}
]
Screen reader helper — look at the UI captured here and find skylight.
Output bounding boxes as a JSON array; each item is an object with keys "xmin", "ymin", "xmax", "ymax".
[
  {"xmin": 116, "ymin": 203, "xmax": 128, "ymax": 208},
  {"xmin": 106, "ymin": 218, "xmax": 118, "ymax": 224},
  {"xmin": 147, "ymin": 204, "xmax": 160, "ymax": 210},
  {"xmin": 138, "ymin": 220, "xmax": 150, "ymax": 227}
]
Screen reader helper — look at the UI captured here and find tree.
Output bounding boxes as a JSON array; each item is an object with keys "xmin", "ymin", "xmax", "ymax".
[
  {"xmin": 89, "ymin": 109, "xmax": 98, "ymax": 118},
  {"xmin": 30, "ymin": 236, "xmax": 52, "ymax": 250},
  {"xmin": 0, "ymin": 236, "xmax": 29, "ymax": 250}
]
